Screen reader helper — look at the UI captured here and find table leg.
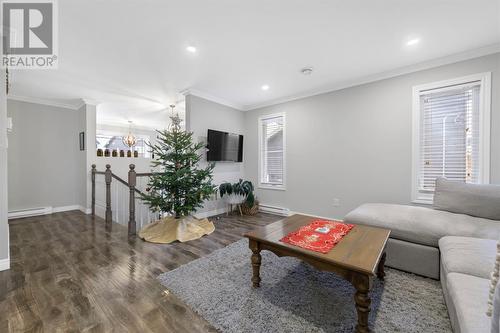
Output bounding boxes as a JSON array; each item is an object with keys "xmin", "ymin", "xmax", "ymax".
[
  {"xmin": 377, "ymin": 252, "xmax": 386, "ymax": 280},
  {"xmin": 352, "ymin": 274, "xmax": 371, "ymax": 333},
  {"xmin": 249, "ymin": 240, "xmax": 261, "ymax": 288}
]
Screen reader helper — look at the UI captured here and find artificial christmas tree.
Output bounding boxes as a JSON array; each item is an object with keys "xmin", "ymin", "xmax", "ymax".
[{"xmin": 138, "ymin": 106, "xmax": 217, "ymax": 243}]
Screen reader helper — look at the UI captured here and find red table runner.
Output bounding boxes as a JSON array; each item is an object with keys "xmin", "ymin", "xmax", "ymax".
[{"xmin": 280, "ymin": 219, "xmax": 354, "ymax": 254}]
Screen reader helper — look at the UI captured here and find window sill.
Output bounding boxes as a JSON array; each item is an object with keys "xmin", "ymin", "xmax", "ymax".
[
  {"xmin": 258, "ymin": 184, "xmax": 286, "ymax": 191},
  {"xmin": 411, "ymin": 199, "xmax": 433, "ymax": 205}
]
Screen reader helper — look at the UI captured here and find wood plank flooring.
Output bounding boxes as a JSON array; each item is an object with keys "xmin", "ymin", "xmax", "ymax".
[{"xmin": 0, "ymin": 211, "xmax": 280, "ymax": 333}]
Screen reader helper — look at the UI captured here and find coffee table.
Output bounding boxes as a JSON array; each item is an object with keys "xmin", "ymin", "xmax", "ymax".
[{"xmin": 244, "ymin": 214, "xmax": 390, "ymax": 333}]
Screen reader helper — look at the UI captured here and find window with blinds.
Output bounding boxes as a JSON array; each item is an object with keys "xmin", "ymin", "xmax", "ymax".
[
  {"xmin": 259, "ymin": 114, "xmax": 285, "ymax": 188},
  {"xmin": 412, "ymin": 73, "xmax": 491, "ymax": 203}
]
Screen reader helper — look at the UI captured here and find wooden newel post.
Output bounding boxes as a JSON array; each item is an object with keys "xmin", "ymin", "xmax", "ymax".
[
  {"xmin": 104, "ymin": 164, "xmax": 112, "ymax": 228},
  {"xmin": 91, "ymin": 164, "xmax": 96, "ymax": 216},
  {"xmin": 128, "ymin": 164, "xmax": 137, "ymax": 237}
]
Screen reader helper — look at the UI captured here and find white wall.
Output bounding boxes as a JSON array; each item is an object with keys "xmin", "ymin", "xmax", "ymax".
[
  {"xmin": 97, "ymin": 123, "xmax": 158, "ymax": 140},
  {"xmin": 85, "ymin": 104, "xmax": 97, "ymax": 211},
  {"xmin": 5, "ymin": 100, "xmax": 155, "ymax": 225},
  {"xmin": 77, "ymin": 104, "xmax": 87, "ymax": 209},
  {"xmin": 244, "ymin": 53, "xmax": 500, "ymax": 219},
  {"xmin": 186, "ymin": 95, "xmax": 245, "ymax": 216},
  {"xmin": 7, "ymin": 100, "xmax": 86, "ymax": 212},
  {"xmin": 0, "ymin": 70, "xmax": 10, "ymax": 269}
]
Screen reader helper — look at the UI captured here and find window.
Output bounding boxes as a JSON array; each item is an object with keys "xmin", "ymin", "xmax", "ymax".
[
  {"xmin": 412, "ymin": 73, "xmax": 491, "ymax": 204},
  {"xmin": 259, "ymin": 113, "xmax": 285, "ymax": 189}
]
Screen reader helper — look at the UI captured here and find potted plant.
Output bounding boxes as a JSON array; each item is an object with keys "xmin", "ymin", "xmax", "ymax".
[
  {"xmin": 219, "ymin": 179, "xmax": 259, "ymax": 215},
  {"xmin": 241, "ymin": 192, "xmax": 259, "ymax": 216}
]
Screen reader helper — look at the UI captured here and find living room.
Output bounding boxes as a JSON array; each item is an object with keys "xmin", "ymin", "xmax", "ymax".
[{"xmin": 0, "ymin": 1, "xmax": 499, "ymax": 332}]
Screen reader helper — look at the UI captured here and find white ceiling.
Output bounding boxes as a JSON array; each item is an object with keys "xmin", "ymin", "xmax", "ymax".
[{"xmin": 8, "ymin": 0, "xmax": 500, "ymax": 127}]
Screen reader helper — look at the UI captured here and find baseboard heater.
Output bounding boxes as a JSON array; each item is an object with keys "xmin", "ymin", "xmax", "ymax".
[
  {"xmin": 8, "ymin": 206, "xmax": 53, "ymax": 220},
  {"xmin": 259, "ymin": 204, "xmax": 290, "ymax": 216}
]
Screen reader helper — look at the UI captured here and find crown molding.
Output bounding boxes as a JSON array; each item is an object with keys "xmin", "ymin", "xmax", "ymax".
[
  {"xmin": 7, "ymin": 95, "xmax": 101, "ymax": 110},
  {"xmin": 181, "ymin": 88, "xmax": 244, "ymax": 111},
  {"xmin": 8, "ymin": 44, "xmax": 499, "ymax": 114},
  {"xmin": 7, "ymin": 94, "xmax": 82, "ymax": 110},
  {"xmin": 242, "ymin": 43, "xmax": 500, "ymax": 111},
  {"xmin": 97, "ymin": 119, "xmax": 161, "ymax": 131},
  {"xmin": 74, "ymin": 100, "xmax": 86, "ymax": 110},
  {"xmin": 80, "ymin": 98, "xmax": 100, "ymax": 106}
]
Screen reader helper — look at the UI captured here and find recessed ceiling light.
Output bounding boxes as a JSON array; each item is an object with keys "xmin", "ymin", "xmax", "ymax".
[
  {"xmin": 261, "ymin": 85, "xmax": 270, "ymax": 91},
  {"xmin": 406, "ymin": 38, "xmax": 420, "ymax": 46},
  {"xmin": 186, "ymin": 46, "xmax": 197, "ymax": 53}
]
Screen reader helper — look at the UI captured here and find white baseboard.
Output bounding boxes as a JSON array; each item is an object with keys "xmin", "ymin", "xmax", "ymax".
[
  {"xmin": 57, "ymin": 205, "xmax": 91, "ymax": 214},
  {"xmin": 9, "ymin": 204, "xmax": 90, "ymax": 219},
  {"xmin": 54, "ymin": 205, "xmax": 92, "ymax": 214},
  {"xmin": 52, "ymin": 205, "xmax": 82, "ymax": 213},
  {"xmin": 0, "ymin": 258, "xmax": 10, "ymax": 271},
  {"xmin": 259, "ymin": 204, "xmax": 290, "ymax": 216},
  {"xmin": 258, "ymin": 203, "xmax": 343, "ymax": 221},
  {"xmin": 288, "ymin": 210, "xmax": 343, "ymax": 221},
  {"xmin": 194, "ymin": 207, "xmax": 228, "ymax": 219},
  {"xmin": 8, "ymin": 206, "xmax": 52, "ymax": 219},
  {"xmin": 79, "ymin": 206, "xmax": 92, "ymax": 214}
]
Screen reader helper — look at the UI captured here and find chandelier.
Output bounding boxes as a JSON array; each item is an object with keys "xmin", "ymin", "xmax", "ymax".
[{"xmin": 122, "ymin": 121, "xmax": 137, "ymax": 147}]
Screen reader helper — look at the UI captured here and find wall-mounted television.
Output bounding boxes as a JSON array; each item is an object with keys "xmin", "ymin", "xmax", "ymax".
[{"xmin": 207, "ymin": 129, "xmax": 243, "ymax": 162}]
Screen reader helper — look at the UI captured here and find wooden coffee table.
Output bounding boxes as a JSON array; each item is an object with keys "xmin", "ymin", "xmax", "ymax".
[{"xmin": 244, "ymin": 214, "xmax": 390, "ymax": 333}]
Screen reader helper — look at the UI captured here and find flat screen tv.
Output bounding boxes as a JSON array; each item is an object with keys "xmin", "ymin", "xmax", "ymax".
[{"xmin": 207, "ymin": 129, "xmax": 243, "ymax": 162}]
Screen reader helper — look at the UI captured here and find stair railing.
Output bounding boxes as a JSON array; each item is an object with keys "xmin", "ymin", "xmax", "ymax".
[{"xmin": 91, "ymin": 164, "xmax": 155, "ymax": 236}]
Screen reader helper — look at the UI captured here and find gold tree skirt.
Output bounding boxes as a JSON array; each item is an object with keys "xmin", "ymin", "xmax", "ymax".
[{"xmin": 138, "ymin": 216, "xmax": 215, "ymax": 244}]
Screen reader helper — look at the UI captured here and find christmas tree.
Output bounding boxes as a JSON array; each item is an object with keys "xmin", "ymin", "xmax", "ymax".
[{"xmin": 141, "ymin": 110, "xmax": 216, "ymax": 219}]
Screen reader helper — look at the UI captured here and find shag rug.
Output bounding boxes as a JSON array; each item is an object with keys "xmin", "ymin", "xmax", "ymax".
[{"xmin": 158, "ymin": 239, "xmax": 452, "ymax": 332}]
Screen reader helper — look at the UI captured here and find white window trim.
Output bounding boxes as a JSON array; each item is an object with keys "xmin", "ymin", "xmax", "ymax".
[
  {"xmin": 411, "ymin": 72, "xmax": 491, "ymax": 204},
  {"xmin": 258, "ymin": 112, "xmax": 286, "ymax": 191}
]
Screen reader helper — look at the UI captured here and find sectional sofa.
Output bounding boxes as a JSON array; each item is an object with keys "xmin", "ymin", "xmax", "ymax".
[{"xmin": 344, "ymin": 178, "xmax": 500, "ymax": 333}]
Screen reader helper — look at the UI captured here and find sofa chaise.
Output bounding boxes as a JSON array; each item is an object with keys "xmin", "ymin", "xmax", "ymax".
[{"xmin": 344, "ymin": 177, "xmax": 500, "ymax": 333}]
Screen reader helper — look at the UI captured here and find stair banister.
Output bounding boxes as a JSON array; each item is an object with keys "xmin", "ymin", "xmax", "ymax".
[
  {"xmin": 104, "ymin": 164, "xmax": 112, "ymax": 229},
  {"xmin": 90, "ymin": 164, "xmax": 153, "ymax": 236},
  {"xmin": 128, "ymin": 164, "xmax": 137, "ymax": 236},
  {"xmin": 91, "ymin": 164, "xmax": 96, "ymax": 216}
]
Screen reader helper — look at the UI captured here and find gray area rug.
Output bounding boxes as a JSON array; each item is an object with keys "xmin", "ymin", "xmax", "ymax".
[{"xmin": 158, "ymin": 239, "xmax": 452, "ymax": 332}]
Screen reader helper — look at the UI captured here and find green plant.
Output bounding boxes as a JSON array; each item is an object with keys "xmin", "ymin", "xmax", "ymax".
[
  {"xmin": 219, "ymin": 179, "xmax": 255, "ymax": 207},
  {"xmin": 141, "ymin": 123, "xmax": 217, "ymax": 219}
]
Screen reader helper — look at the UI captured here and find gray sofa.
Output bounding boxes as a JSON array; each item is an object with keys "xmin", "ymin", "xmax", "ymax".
[
  {"xmin": 439, "ymin": 236, "xmax": 495, "ymax": 332},
  {"xmin": 344, "ymin": 203, "xmax": 500, "ymax": 279},
  {"xmin": 344, "ymin": 178, "xmax": 500, "ymax": 333}
]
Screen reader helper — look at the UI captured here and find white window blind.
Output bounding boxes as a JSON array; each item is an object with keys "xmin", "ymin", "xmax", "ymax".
[
  {"xmin": 417, "ymin": 82, "xmax": 481, "ymax": 195},
  {"xmin": 259, "ymin": 114, "xmax": 284, "ymax": 187}
]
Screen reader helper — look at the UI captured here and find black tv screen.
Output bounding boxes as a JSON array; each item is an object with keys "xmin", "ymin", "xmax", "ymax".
[{"xmin": 207, "ymin": 129, "xmax": 243, "ymax": 162}]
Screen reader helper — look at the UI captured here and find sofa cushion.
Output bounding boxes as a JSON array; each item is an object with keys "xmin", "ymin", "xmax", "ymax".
[
  {"xmin": 434, "ymin": 177, "xmax": 500, "ymax": 221},
  {"xmin": 344, "ymin": 203, "xmax": 500, "ymax": 247},
  {"xmin": 446, "ymin": 273, "xmax": 490, "ymax": 333},
  {"xmin": 439, "ymin": 236, "xmax": 496, "ymax": 279}
]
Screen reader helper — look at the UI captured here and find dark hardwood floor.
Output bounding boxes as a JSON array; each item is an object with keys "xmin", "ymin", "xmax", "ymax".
[{"xmin": 0, "ymin": 211, "xmax": 280, "ymax": 332}]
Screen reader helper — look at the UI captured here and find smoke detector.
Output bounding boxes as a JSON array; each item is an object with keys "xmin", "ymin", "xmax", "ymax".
[{"xmin": 300, "ymin": 67, "xmax": 313, "ymax": 75}]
